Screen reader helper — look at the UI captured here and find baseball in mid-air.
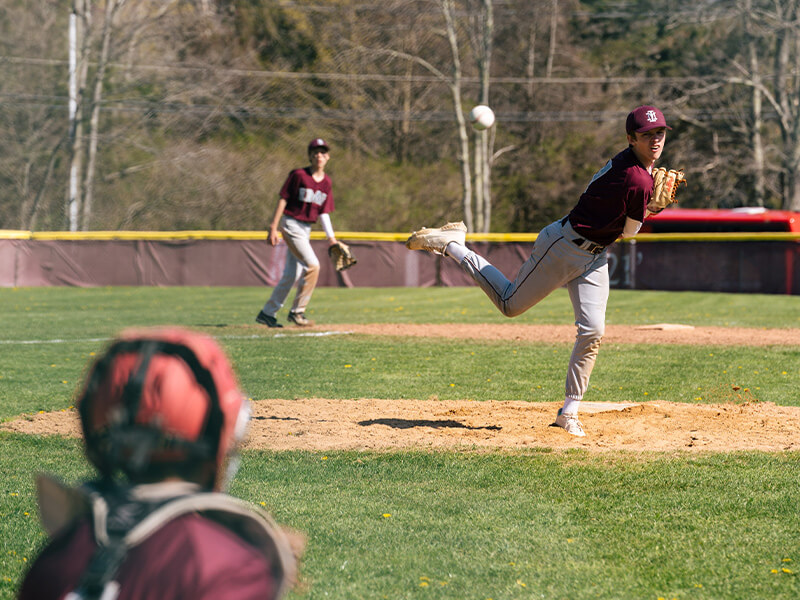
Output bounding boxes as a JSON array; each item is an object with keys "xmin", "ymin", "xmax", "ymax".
[{"xmin": 468, "ymin": 105, "xmax": 495, "ymax": 130}]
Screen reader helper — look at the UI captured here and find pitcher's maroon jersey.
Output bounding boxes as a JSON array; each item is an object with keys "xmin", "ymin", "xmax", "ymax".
[{"xmin": 567, "ymin": 147, "xmax": 652, "ymax": 246}]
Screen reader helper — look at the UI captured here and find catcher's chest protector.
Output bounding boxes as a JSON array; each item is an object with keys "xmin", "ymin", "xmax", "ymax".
[{"xmin": 38, "ymin": 478, "xmax": 296, "ymax": 600}]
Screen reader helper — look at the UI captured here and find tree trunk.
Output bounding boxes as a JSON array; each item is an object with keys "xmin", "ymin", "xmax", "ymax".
[
  {"xmin": 477, "ymin": 0, "xmax": 493, "ymax": 233},
  {"xmin": 745, "ymin": 2, "xmax": 765, "ymax": 206},
  {"xmin": 66, "ymin": 0, "xmax": 91, "ymax": 231},
  {"xmin": 83, "ymin": 0, "xmax": 122, "ymax": 230},
  {"xmin": 441, "ymin": 0, "xmax": 473, "ymax": 231},
  {"xmin": 546, "ymin": 0, "xmax": 558, "ymax": 78}
]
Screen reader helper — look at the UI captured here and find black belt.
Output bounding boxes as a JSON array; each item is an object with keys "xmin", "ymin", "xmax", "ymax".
[{"xmin": 561, "ymin": 217, "xmax": 606, "ymax": 255}]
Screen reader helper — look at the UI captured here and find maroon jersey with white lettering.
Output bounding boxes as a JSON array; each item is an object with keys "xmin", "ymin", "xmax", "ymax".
[
  {"xmin": 280, "ymin": 167, "xmax": 334, "ymax": 223},
  {"xmin": 18, "ymin": 514, "xmax": 278, "ymax": 600},
  {"xmin": 567, "ymin": 147, "xmax": 652, "ymax": 246}
]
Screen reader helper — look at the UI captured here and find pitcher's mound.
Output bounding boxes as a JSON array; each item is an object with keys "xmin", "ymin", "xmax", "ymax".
[{"xmin": 7, "ymin": 399, "xmax": 797, "ymax": 453}]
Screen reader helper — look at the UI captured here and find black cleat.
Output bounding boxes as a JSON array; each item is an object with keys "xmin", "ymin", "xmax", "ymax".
[{"xmin": 255, "ymin": 311, "xmax": 283, "ymax": 328}]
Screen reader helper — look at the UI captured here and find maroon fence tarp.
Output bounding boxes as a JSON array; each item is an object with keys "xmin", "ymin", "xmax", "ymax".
[{"xmin": 1, "ymin": 238, "xmax": 798, "ymax": 294}]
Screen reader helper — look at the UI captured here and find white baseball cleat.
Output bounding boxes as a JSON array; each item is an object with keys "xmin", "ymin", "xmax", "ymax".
[
  {"xmin": 405, "ymin": 221, "xmax": 467, "ymax": 255},
  {"xmin": 555, "ymin": 409, "xmax": 586, "ymax": 437}
]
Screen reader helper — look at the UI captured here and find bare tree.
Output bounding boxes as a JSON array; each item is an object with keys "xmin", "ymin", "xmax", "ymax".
[
  {"xmin": 66, "ymin": 0, "xmax": 93, "ymax": 231},
  {"xmin": 467, "ymin": 0, "xmax": 493, "ymax": 233},
  {"xmin": 82, "ymin": 0, "xmax": 126, "ymax": 230},
  {"xmin": 768, "ymin": 0, "xmax": 800, "ymax": 210},
  {"xmin": 723, "ymin": 0, "xmax": 800, "ymax": 210},
  {"xmin": 743, "ymin": 0, "xmax": 766, "ymax": 207}
]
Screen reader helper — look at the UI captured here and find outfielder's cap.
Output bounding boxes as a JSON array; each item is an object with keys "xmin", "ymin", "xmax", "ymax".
[
  {"xmin": 308, "ymin": 137, "xmax": 329, "ymax": 152},
  {"xmin": 626, "ymin": 105, "xmax": 671, "ymax": 134}
]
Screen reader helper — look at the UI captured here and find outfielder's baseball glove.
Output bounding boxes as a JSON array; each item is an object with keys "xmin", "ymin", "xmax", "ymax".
[
  {"xmin": 648, "ymin": 167, "xmax": 687, "ymax": 214},
  {"xmin": 328, "ymin": 241, "xmax": 357, "ymax": 271}
]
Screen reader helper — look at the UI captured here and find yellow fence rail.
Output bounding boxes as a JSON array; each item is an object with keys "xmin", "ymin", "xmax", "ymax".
[{"xmin": 2, "ymin": 230, "xmax": 799, "ymax": 242}]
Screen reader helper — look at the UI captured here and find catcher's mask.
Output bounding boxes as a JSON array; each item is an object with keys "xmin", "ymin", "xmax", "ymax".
[{"xmin": 78, "ymin": 328, "xmax": 250, "ymax": 491}]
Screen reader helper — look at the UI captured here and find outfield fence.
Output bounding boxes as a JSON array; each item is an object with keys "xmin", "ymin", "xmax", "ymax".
[{"xmin": 1, "ymin": 230, "xmax": 799, "ymax": 294}]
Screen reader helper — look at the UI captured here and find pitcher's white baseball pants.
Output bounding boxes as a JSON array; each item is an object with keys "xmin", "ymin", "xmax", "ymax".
[{"xmin": 450, "ymin": 218, "xmax": 609, "ymax": 409}]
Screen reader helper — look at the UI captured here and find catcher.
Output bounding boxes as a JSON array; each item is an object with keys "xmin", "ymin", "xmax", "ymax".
[
  {"xmin": 19, "ymin": 328, "xmax": 302, "ymax": 600},
  {"xmin": 406, "ymin": 105, "xmax": 685, "ymax": 437}
]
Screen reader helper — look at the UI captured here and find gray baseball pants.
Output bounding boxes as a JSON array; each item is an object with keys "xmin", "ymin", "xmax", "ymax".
[
  {"xmin": 454, "ymin": 218, "xmax": 609, "ymax": 405},
  {"xmin": 263, "ymin": 216, "xmax": 320, "ymax": 317}
]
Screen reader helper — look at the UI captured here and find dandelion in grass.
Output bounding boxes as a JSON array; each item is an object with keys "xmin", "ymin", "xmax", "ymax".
[
  {"xmin": 382, "ymin": 513, "xmax": 391, "ymax": 518},
  {"xmin": 344, "ymin": 364, "xmax": 352, "ymax": 368}
]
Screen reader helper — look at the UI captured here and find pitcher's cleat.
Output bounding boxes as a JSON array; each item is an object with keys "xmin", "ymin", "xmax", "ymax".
[
  {"xmin": 554, "ymin": 408, "xmax": 586, "ymax": 437},
  {"xmin": 405, "ymin": 221, "xmax": 467, "ymax": 255}
]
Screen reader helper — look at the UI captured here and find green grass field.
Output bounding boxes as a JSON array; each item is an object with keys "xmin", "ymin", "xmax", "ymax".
[{"xmin": 1, "ymin": 286, "xmax": 799, "ymax": 599}]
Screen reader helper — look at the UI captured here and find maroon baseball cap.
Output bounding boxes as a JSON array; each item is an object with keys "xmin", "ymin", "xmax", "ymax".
[
  {"xmin": 308, "ymin": 137, "xmax": 329, "ymax": 152},
  {"xmin": 626, "ymin": 106, "xmax": 671, "ymax": 134}
]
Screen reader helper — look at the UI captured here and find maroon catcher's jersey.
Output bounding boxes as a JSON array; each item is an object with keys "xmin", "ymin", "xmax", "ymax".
[
  {"xmin": 18, "ymin": 514, "xmax": 279, "ymax": 600},
  {"xmin": 280, "ymin": 167, "xmax": 334, "ymax": 224},
  {"xmin": 567, "ymin": 147, "xmax": 652, "ymax": 246}
]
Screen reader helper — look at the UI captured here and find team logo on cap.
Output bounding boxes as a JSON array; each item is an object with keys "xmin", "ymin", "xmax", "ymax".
[{"xmin": 645, "ymin": 110, "xmax": 658, "ymax": 123}]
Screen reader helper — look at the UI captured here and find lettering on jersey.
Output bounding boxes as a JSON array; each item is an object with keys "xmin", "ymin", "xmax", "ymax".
[
  {"xmin": 584, "ymin": 160, "xmax": 613, "ymax": 193},
  {"xmin": 299, "ymin": 187, "xmax": 328, "ymax": 206}
]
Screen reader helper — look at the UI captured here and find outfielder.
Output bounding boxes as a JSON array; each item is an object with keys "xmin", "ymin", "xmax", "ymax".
[
  {"xmin": 407, "ymin": 106, "xmax": 683, "ymax": 436},
  {"xmin": 256, "ymin": 138, "xmax": 339, "ymax": 328}
]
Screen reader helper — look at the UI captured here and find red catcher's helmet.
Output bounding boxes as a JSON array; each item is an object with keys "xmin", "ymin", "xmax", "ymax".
[{"xmin": 78, "ymin": 327, "xmax": 250, "ymax": 490}]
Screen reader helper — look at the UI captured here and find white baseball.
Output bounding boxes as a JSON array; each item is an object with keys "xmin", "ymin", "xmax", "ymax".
[{"xmin": 469, "ymin": 105, "xmax": 495, "ymax": 130}]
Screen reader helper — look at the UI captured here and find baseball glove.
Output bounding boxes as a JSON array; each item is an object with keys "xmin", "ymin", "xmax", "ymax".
[
  {"xmin": 648, "ymin": 167, "xmax": 687, "ymax": 214},
  {"xmin": 328, "ymin": 241, "xmax": 357, "ymax": 271}
]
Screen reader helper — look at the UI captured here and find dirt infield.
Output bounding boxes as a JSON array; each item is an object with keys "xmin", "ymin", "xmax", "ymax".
[
  {"xmin": 3, "ymin": 324, "xmax": 798, "ymax": 453},
  {"xmin": 334, "ymin": 322, "xmax": 799, "ymax": 346}
]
